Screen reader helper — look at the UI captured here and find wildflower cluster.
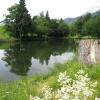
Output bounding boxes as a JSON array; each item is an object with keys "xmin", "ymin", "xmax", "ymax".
[
  {"xmin": 56, "ymin": 70, "xmax": 97, "ymax": 100},
  {"xmin": 29, "ymin": 70, "xmax": 98, "ymax": 100},
  {"xmin": 42, "ymin": 85, "xmax": 53, "ymax": 100}
]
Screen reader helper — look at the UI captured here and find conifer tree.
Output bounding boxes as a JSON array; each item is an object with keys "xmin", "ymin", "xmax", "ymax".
[
  {"xmin": 15, "ymin": 0, "xmax": 32, "ymax": 38},
  {"xmin": 4, "ymin": 0, "xmax": 32, "ymax": 38}
]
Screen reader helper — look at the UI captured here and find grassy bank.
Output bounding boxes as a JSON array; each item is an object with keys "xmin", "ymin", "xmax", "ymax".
[
  {"xmin": 0, "ymin": 60, "xmax": 100, "ymax": 100},
  {"xmin": 66, "ymin": 34, "xmax": 97, "ymax": 39},
  {"xmin": 0, "ymin": 26, "xmax": 11, "ymax": 41}
]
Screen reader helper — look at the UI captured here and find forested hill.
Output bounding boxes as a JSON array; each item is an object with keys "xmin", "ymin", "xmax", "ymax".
[
  {"xmin": 64, "ymin": 17, "xmax": 78, "ymax": 24},
  {"xmin": 64, "ymin": 9, "xmax": 100, "ymax": 24},
  {"xmin": 93, "ymin": 10, "xmax": 100, "ymax": 16}
]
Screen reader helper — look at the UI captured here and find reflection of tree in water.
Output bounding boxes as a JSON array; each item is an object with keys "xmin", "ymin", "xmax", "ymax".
[
  {"xmin": 26, "ymin": 40, "xmax": 76, "ymax": 65},
  {"xmin": 3, "ymin": 39, "xmax": 76, "ymax": 75},
  {"xmin": 3, "ymin": 43, "xmax": 32, "ymax": 75},
  {"xmin": 78, "ymin": 39, "xmax": 100, "ymax": 64}
]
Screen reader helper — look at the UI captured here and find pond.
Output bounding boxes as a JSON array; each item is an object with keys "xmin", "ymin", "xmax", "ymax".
[
  {"xmin": 0, "ymin": 39, "xmax": 99, "ymax": 81},
  {"xmin": 0, "ymin": 39, "xmax": 77, "ymax": 81}
]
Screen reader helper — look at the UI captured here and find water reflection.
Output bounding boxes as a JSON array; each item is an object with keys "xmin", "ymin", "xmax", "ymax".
[
  {"xmin": 0, "ymin": 40, "xmax": 76, "ymax": 81},
  {"xmin": 79, "ymin": 39, "xmax": 100, "ymax": 64}
]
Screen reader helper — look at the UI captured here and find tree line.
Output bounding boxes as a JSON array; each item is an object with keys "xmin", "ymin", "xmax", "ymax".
[
  {"xmin": 70, "ymin": 13, "xmax": 100, "ymax": 38},
  {"xmin": 4, "ymin": 0, "xmax": 100, "ymax": 39},
  {"xmin": 4, "ymin": 0, "xmax": 69, "ymax": 39}
]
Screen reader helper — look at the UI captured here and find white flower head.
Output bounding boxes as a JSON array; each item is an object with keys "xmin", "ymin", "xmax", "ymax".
[
  {"xmin": 58, "ymin": 72, "xmax": 71, "ymax": 85},
  {"xmin": 95, "ymin": 97, "xmax": 100, "ymax": 100},
  {"xmin": 42, "ymin": 85, "xmax": 52, "ymax": 100},
  {"xmin": 77, "ymin": 70, "xmax": 85, "ymax": 75},
  {"xmin": 29, "ymin": 95, "xmax": 42, "ymax": 100}
]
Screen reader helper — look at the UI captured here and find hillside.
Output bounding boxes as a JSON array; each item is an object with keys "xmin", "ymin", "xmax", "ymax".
[
  {"xmin": 92, "ymin": 10, "xmax": 100, "ymax": 16},
  {"xmin": 64, "ymin": 9, "xmax": 100, "ymax": 24},
  {"xmin": 64, "ymin": 17, "xmax": 77, "ymax": 24}
]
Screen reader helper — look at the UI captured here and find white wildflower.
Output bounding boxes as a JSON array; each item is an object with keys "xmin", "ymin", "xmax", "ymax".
[
  {"xmin": 56, "ymin": 70, "xmax": 97, "ymax": 100},
  {"xmin": 31, "ymin": 69, "xmax": 97, "ymax": 100},
  {"xmin": 83, "ymin": 88, "xmax": 93, "ymax": 97},
  {"xmin": 29, "ymin": 95, "xmax": 43, "ymax": 100},
  {"xmin": 77, "ymin": 70, "xmax": 85, "ymax": 75},
  {"xmin": 42, "ymin": 85, "xmax": 52, "ymax": 100},
  {"xmin": 95, "ymin": 97, "xmax": 100, "ymax": 100},
  {"xmin": 56, "ymin": 89, "xmax": 70, "ymax": 100},
  {"xmin": 58, "ymin": 72, "xmax": 71, "ymax": 85},
  {"xmin": 91, "ymin": 81, "xmax": 98, "ymax": 87}
]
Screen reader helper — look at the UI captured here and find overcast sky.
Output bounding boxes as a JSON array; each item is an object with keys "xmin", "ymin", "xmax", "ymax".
[{"xmin": 0, "ymin": 0, "xmax": 100, "ymax": 21}]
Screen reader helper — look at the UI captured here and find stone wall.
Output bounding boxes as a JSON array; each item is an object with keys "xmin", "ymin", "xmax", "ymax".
[{"xmin": 78, "ymin": 39, "xmax": 100, "ymax": 64}]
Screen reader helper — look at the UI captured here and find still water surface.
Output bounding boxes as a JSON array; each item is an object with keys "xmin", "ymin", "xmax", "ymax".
[
  {"xmin": 0, "ymin": 39, "xmax": 99, "ymax": 81},
  {"xmin": 0, "ymin": 40, "xmax": 76, "ymax": 81}
]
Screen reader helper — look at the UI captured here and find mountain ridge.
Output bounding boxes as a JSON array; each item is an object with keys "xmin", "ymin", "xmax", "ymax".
[{"xmin": 64, "ymin": 9, "xmax": 100, "ymax": 24}]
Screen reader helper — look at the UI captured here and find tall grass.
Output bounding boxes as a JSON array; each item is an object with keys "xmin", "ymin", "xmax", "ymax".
[{"xmin": 0, "ymin": 60, "xmax": 100, "ymax": 100}]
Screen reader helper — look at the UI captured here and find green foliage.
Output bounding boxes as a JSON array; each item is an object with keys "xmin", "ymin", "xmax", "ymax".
[
  {"xmin": 32, "ymin": 12, "xmax": 50, "ymax": 38},
  {"xmin": 46, "ymin": 11, "xmax": 50, "ymax": 20},
  {"xmin": 0, "ymin": 26, "xmax": 11, "ymax": 41},
  {"xmin": 4, "ymin": 2, "xmax": 69, "ymax": 40},
  {"xmin": 15, "ymin": 0, "xmax": 32, "ymax": 38},
  {"xmin": 4, "ymin": 4, "xmax": 19, "ymax": 35},
  {"xmin": 4, "ymin": 0, "xmax": 32, "ymax": 39},
  {"xmin": 32, "ymin": 12, "xmax": 69, "ymax": 38},
  {"xmin": 58, "ymin": 19, "xmax": 69, "ymax": 37},
  {"xmin": 70, "ymin": 13, "xmax": 91, "ymax": 36},
  {"xmin": 82, "ymin": 16, "xmax": 100, "ymax": 38},
  {"xmin": 48, "ymin": 19, "xmax": 69, "ymax": 37},
  {"xmin": 2, "ymin": 0, "xmax": 100, "ymax": 39},
  {"xmin": 69, "ymin": 13, "xmax": 100, "ymax": 38}
]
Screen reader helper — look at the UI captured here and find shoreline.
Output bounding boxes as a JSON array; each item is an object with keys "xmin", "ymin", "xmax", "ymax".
[{"xmin": 0, "ymin": 60, "xmax": 100, "ymax": 99}]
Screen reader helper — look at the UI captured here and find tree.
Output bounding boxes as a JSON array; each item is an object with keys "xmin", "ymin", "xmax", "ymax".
[
  {"xmin": 82, "ymin": 16, "xmax": 100, "ymax": 37},
  {"xmin": 70, "ymin": 13, "xmax": 91, "ymax": 36},
  {"xmin": 46, "ymin": 11, "xmax": 50, "ymax": 20},
  {"xmin": 32, "ymin": 11, "xmax": 50, "ymax": 38},
  {"xmin": 4, "ymin": 4, "xmax": 19, "ymax": 36},
  {"xmin": 48, "ymin": 19, "xmax": 69, "ymax": 38},
  {"xmin": 20, "ymin": 0, "xmax": 25, "ymax": 6},
  {"xmin": 58, "ymin": 19, "xmax": 69, "ymax": 37},
  {"xmin": 4, "ymin": 0, "xmax": 32, "ymax": 38},
  {"xmin": 32, "ymin": 11, "xmax": 69, "ymax": 38}
]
